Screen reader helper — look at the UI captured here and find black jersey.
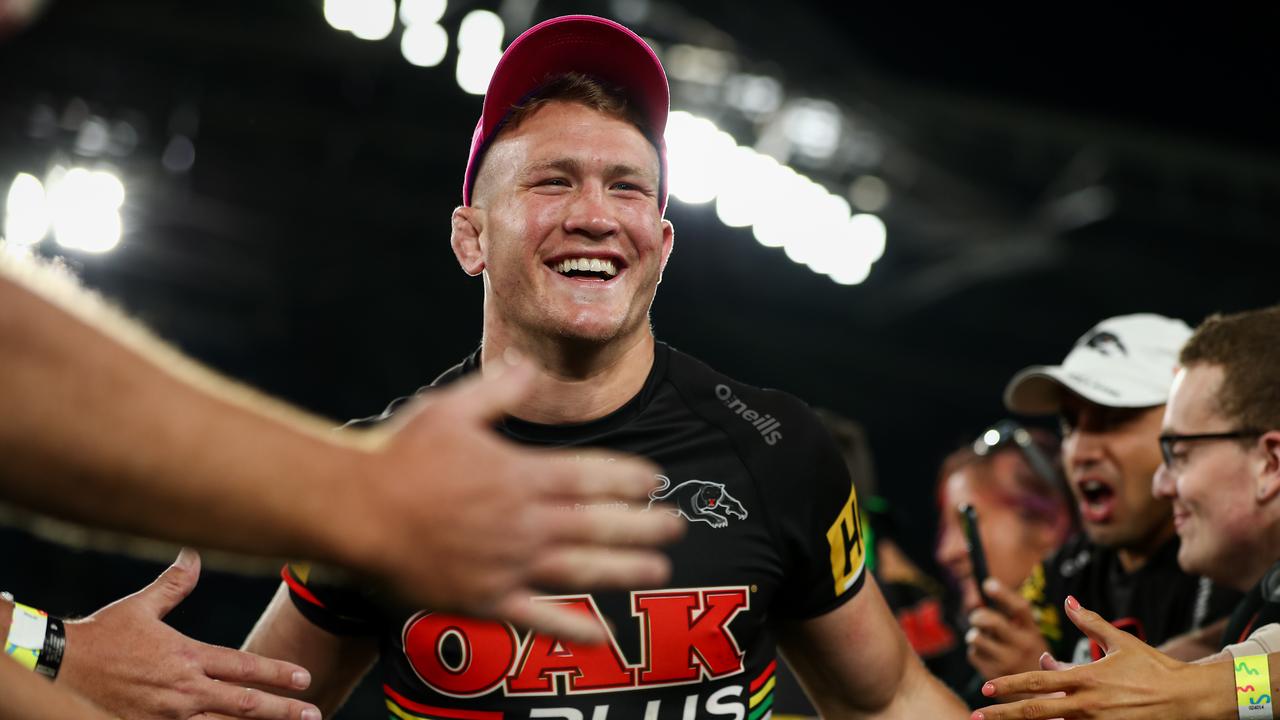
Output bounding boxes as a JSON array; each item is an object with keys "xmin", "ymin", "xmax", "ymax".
[
  {"xmin": 1019, "ymin": 533, "xmax": 1240, "ymax": 663},
  {"xmin": 285, "ymin": 343, "xmax": 866, "ymax": 720},
  {"xmin": 1222, "ymin": 561, "xmax": 1280, "ymax": 646}
]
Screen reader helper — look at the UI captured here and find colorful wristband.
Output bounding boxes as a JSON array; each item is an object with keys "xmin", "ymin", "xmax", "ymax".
[
  {"xmin": 3, "ymin": 600, "xmax": 64, "ymax": 679},
  {"xmin": 1235, "ymin": 654, "xmax": 1273, "ymax": 720},
  {"xmin": 5, "ymin": 601, "xmax": 48, "ymax": 671}
]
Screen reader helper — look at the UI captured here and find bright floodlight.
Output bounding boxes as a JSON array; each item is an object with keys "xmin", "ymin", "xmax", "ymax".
[
  {"xmin": 322, "ymin": 0, "xmax": 360, "ymax": 31},
  {"xmin": 456, "ymin": 49, "xmax": 500, "ymax": 95},
  {"xmin": 400, "ymin": 0, "xmax": 447, "ymax": 26},
  {"xmin": 782, "ymin": 100, "xmax": 841, "ymax": 160},
  {"xmin": 455, "ymin": 10, "xmax": 504, "ymax": 95},
  {"xmin": 4, "ymin": 173, "xmax": 50, "ymax": 247},
  {"xmin": 401, "ymin": 22, "xmax": 449, "ymax": 67},
  {"xmin": 849, "ymin": 212, "xmax": 887, "ymax": 264},
  {"xmin": 457, "ymin": 10, "xmax": 504, "ymax": 50},
  {"xmin": 350, "ymin": 0, "xmax": 396, "ymax": 41},
  {"xmin": 46, "ymin": 167, "xmax": 125, "ymax": 253},
  {"xmin": 796, "ymin": 192, "xmax": 853, "ymax": 274},
  {"xmin": 828, "ymin": 260, "xmax": 872, "ymax": 286},
  {"xmin": 665, "ymin": 112, "xmax": 736, "ymax": 205},
  {"xmin": 750, "ymin": 163, "xmax": 806, "ymax": 249}
]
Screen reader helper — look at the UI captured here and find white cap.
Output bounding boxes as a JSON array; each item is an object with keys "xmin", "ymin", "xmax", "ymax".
[{"xmin": 1004, "ymin": 313, "xmax": 1192, "ymax": 415}]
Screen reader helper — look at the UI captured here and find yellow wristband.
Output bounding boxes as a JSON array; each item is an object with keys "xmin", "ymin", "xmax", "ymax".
[
  {"xmin": 1235, "ymin": 654, "xmax": 1273, "ymax": 720},
  {"xmin": 4, "ymin": 602, "xmax": 48, "ymax": 671}
]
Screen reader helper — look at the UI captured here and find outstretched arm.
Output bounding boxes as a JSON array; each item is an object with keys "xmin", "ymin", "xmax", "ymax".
[
  {"xmin": 974, "ymin": 596, "xmax": 1270, "ymax": 720},
  {"xmin": 0, "ymin": 253, "xmax": 681, "ymax": 642}
]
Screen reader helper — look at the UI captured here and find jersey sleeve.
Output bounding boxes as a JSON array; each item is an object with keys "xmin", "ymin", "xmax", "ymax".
[
  {"xmin": 766, "ymin": 407, "xmax": 868, "ymax": 619},
  {"xmin": 281, "ymin": 562, "xmax": 382, "ymax": 636}
]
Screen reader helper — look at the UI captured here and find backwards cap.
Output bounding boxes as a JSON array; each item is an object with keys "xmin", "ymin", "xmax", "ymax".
[{"xmin": 461, "ymin": 14, "xmax": 670, "ymax": 212}]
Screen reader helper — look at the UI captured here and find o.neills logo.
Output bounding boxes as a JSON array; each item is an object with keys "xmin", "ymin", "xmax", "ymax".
[{"xmin": 715, "ymin": 384, "xmax": 782, "ymax": 446}]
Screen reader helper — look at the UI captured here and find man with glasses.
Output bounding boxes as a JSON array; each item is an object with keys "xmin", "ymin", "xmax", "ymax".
[
  {"xmin": 972, "ymin": 305, "xmax": 1280, "ymax": 720},
  {"xmin": 964, "ymin": 314, "xmax": 1240, "ymax": 688}
]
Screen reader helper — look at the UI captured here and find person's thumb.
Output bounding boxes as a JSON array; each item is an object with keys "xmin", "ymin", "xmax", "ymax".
[
  {"xmin": 440, "ymin": 351, "xmax": 538, "ymax": 424},
  {"xmin": 134, "ymin": 547, "xmax": 201, "ymax": 619}
]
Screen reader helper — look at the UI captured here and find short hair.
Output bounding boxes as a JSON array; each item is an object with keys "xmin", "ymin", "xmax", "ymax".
[
  {"xmin": 1179, "ymin": 305, "xmax": 1280, "ymax": 431},
  {"xmin": 501, "ymin": 71, "xmax": 656, "ymax": 145}
]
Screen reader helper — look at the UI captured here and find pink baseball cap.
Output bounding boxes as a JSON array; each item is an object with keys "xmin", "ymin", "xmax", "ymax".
[{"xmin": 461, "ymin": 14, "xmax": 670, "ymax": 212}]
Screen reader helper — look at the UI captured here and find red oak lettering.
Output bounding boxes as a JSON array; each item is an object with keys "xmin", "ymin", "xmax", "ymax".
[
  {"xmin": 633, "ymin": 588, "xmax": 750, "ymax": 684},
  {"xmin": 401, "ymin": 588, "xmax": 749, "ymax": 697},
  {"xmin": 402, "ymin": 612, "xmax": 518, "ymax": 697},
  {"xmin": 506, "ymin": 597, "xmax": 633, "ymax": 694}
]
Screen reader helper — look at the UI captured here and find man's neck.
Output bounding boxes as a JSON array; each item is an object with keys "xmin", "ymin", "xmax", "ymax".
[
  {"xmin": 480, "ymin": 331, "xmax": 656, "ymax": 425},
  {"xmin": 1115, "ymin": 521, "xmax": 1177, "ymax": 574}
]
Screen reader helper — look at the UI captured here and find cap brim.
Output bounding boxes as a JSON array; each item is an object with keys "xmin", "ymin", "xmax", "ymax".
[
  {"xmin": 1004, "ymin": 365, "xmax": 1168, "ymax": 415},
  {"xmin": 1004, "ymin": 366, "xmax": 1074, "ymax": 416}
]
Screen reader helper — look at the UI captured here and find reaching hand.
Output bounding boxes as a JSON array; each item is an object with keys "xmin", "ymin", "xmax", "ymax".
[
  {"xmin": 347, "ymin": 358, "xmax": 684, "ymax": 644},
  {"xmin": 973, "ymin": 595, "xmax": 1232, "ymax": 720},
  {"xmin": 966, "ymin": 578, "xmax": 1052, "ymax": 683},
  {"xmin": 59, "ymin": 549, "xmax": 323, "ymax": 720}
]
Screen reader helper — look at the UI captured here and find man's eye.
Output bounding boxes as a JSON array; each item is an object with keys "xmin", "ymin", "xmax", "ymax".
[{"xmin": 539, "ymin": 178, "xmax": 569, "ymax": 187}]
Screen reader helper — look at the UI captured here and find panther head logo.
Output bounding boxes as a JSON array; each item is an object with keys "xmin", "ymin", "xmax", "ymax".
[
  {"xmin": 1080, "ymin": 330, "xmax": 1128, "ymax": 357},
  {"xmin": 648, "ymin": 475, "xmax": 747, "ymax": 529}
]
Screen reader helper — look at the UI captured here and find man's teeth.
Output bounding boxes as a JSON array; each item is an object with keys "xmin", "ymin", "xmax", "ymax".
[
  {"xmin": 555, "ymin": 258, "xmax": 618, "ymax": 277},
  {"xmin": 1082, "ymin": 481, "xmax": 1105, "ymax": 493}
]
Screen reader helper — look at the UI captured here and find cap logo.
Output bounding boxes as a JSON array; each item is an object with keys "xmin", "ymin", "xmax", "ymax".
[{"xmin": 1080, "ymin": 330, "xmax": 1127, "ymax": 357}]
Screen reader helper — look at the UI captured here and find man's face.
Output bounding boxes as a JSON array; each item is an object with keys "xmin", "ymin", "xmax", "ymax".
[
  {"xmin": 463, "ymin": 100, "xmax": 672, "ymax": 347},
  {"xmin": 1059, "ymin": 394, "xmax": 1171, "ymax": 549},
  {"xmin": 1154, "ymin": 365, "xmax": 1262, "ymax": 582}
]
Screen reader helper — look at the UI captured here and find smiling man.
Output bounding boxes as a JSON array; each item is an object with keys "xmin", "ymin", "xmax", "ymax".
[
  {"xmin": 962, "ymin": 314, "xmax": 1239, "ymax": 685},
  {"xmin": 232, "ymin": 14, "xmax": 966, "ymax": 720}
]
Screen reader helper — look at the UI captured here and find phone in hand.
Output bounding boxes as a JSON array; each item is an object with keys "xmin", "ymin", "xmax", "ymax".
[{"xmin": 958, "ymin": 503, "xmax": 991, "ymax": 607}]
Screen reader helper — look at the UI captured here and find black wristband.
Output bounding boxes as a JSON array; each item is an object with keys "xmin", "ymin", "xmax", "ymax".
[{"xmin": 34, "ymin": 617, "xmax": 64, "ymax": 680}]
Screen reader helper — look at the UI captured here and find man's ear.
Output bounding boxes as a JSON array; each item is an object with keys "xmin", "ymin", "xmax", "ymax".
[
  {"xmin": 1255, "ymin": 430, "xmax": 1280, "ymax": 504},
  {"xmin": 451, "ymin": 206, "xmax": 485, "ymax": 276},
  {"xmin": 656, "ymin": 219, "xmax": 674, "ymax": 282}
]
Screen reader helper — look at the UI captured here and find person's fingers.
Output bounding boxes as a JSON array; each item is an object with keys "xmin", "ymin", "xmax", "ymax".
[
  {"xmin": 973, "ymin": 693, "xmax": 1075, "ymax": 720},
  {"xmin": 135, "ymin": 547, "xmax": 201, "ymax": 619},
  {"xmin": 544, "ymin": 506, "xmax": 684, "ymax": 546},
  {"xmin": 967, "ymin": 608, "xmax": 1017, "ymax": 645},
  {"xmin": 1063, "ymin": 595, "xmax": 1132, "ymax": 657},
  {"xmin": 201, "ymin": 645, "xmax": 312, "ymax": 691},
  {"xmin": 198, "ymin": 683, "xmax": 322, "ymax": 720},
  {"xmin": 534, "ymin": 450, "xmax": 663, "ymax": 501},
  {"xmin": 966, "ymin": 627, "xmax": 1018, "ymax": 669},
  {"xmin": 493, "ymin": 591, "xmax": 606, "ymax": 645},
  {"xmin": 982, "ymin": 667, "xmax": 1078, "ymax": 699},
  {"xmin": 983, "ymin": 578, "xmax": 1034, "ymax": 622},
  {"xmin": 526, "ymin": 546, "xmax": 671, "ymax": 590},
  {"xmin": 1039, "ymin": 651, "xmax": 1073, "ymax": 671},
  {"xmin": 436, "ymin": 354, "xmax": 539, "ymax": 424}
]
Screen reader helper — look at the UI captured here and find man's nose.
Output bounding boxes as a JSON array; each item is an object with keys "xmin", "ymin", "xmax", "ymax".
[{"xmin": 563, "ymin": 188, "xmax": 620, "ymax": 239}]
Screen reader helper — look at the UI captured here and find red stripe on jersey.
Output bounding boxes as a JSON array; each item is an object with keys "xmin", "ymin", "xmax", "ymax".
[
  {"xmin": 280, "ymin": 565, "xmax": 327, "ymax": 609},
  {"xmin": 384, "ymin": 685, "xmax": 504, "ymax": 720},
  {"xmin": 750, "ymin": 660, "xmax": 777, "ymax": 692}
]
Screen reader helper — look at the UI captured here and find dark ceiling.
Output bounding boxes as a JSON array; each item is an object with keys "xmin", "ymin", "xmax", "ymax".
[{"xmin": 2, "ymin": 0, "xmax": 1278, "ymax": 565}]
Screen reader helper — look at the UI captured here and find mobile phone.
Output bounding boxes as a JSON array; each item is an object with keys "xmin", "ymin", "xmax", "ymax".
[{"xmin": 958, "ymin": 503, "xmax": 991, "ymax": 607}]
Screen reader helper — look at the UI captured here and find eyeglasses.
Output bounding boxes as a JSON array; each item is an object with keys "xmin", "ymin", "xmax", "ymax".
[
  {"xmin": 1158, "ymin": 430, "xmax": 1262, "ymax": 468},
  {"xmin": 973, "ymin": 419, "xmax": 1061, "ymax": 486}
]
